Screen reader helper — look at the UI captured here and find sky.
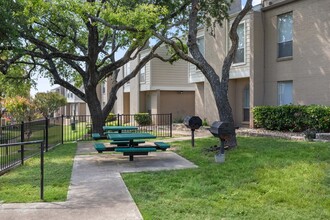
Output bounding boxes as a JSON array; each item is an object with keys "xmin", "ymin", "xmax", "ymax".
[
  {"xmin": 242, "ymin": 0, "xmax": 262, "ymax": 7},
  {"xmin": 30, "ymin": 77, "xmax": 55, "ymax": 96}
]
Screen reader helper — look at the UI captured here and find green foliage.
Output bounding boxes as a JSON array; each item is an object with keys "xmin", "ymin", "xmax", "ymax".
[
  {"xmin": 4, "ymin": 96, "xmax": 34, "ymax": 122},
  {"xmin": 199, "ymin": 0, "xmax": 233, "ymax": 27},
  {"xmin": 106, "ymin": 113, "xmax": 117, "ymax": 122},
  {"xmin": 202, "ymin": 118, "xmax": 209, "ymax": 126},
  {"xmin": 0, "ymin": 74, "xmax": 31, "ymax": 98},
  {"xmin": 173, "ymin": 117, "xmax": 184, "ymax": 123},
  {"xmin": 134, "ymin": 113, "xmax": 152, "ymax": 126},
  {"xmin": 253, "ymin": 105, "xmax": 330, "ymax": 132},
  {"xmin": 34, "ymin": 92, "xmax": 67, "ymax": 117}
]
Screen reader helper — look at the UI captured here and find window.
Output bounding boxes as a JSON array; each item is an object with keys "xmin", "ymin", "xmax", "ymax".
[
  {"xmin": 278, "ymin": 12, "xmax": 293, "ymax": 58},
  {"xmin": 196, "ymin": 36, "xmax": 205, "ymax": 70},
  {"xmin": 140, "ymin": 65, "xmax": 146, "ymax": 83},
  {"xmin": 102, "ymin": 82, "xmax": 106, "ymax": 94},
  {"xmin": 278, "ymin": 81, "xmax": 293, "ymax": 105},
  {"xmin": 234, "ymin": 23, "xmax": 245, "ymax": 64},
  {"xmin": 243, "ymin": 85, "xmax": 250, "ymax": 121},
  {"xmin": 197, "ymin": 36, "xmax": 205, "ymax": 56}
]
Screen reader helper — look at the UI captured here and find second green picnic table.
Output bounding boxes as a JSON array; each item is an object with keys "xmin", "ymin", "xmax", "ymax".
[{"xmin": 103, "ymin": 126, "xmax": 138, "ymax": 133}]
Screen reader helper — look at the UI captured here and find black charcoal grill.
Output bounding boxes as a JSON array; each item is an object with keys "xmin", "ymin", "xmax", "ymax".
[
  {"xmin": 183, "ymin": 116, "xmax": 202, "ymax": 147},
  {"xmin": 209, "ymin": 121, "xmax": 235, "ymax": 162}
]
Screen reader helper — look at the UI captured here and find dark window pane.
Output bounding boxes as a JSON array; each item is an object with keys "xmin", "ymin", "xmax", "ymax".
[
  {"xmin": 278, "ymin": 41, "xmax": 292, "ymax": 58},
  {"xmin": 234, "ymin": 48, "xmax": 244, "ymax": 63},
  {"xmin": 243, "ymin": 108, "xmax": 250, "ymax": 121}
]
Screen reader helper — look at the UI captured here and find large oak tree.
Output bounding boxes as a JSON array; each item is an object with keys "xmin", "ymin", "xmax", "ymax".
[
  {"xmin": 0, "ymin": 0, "xmax": 182, "ymax": 133},
  {"xmin": 1, "ymin": 0, "xmax": 253, "ymax": 145}
]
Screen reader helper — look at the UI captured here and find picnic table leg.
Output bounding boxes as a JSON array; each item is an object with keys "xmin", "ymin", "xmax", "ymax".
[{"xmin": 129, "ymin": 154, "xmax": 134, "ymax": 161}]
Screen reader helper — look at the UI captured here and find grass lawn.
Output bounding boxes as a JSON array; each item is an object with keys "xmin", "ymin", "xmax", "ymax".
[
  {"xmin": 122, "ymin": 136, "xmax": 330, "ymax": 220},
  {"xmin": 0, "ymin": 143, "xmax": 76, "ymax": 202}
]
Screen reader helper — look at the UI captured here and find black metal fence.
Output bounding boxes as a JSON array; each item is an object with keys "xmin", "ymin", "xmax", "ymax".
[
  {"xmin": 0, "ymin": 113, "xmax": 172, "ymax": 174},
  {"xmin": 0, "ymin": 140, "xmax": 44, "ymax": 175},
  {"xmin": 63, "ymin": 113, "xmax": 172, "ymax": 141}
]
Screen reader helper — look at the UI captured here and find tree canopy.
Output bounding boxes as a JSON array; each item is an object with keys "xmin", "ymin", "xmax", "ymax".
[
  {"xmin": 34, "ymin": 92, "xmax": 67, "ymax": 117},
  {"xmin": 0, "ymin": 0, "xmax": 251, "ymax": 136}
]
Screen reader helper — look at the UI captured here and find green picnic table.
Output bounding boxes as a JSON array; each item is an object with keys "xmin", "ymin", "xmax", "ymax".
[{"xmin": 107, "ymin": 133, "xmax": 157, "ymax": 161}]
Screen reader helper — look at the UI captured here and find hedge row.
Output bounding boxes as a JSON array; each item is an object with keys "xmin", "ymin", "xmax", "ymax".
[{"xmin": 253, "ymin": 105, "xmax": 330, "ymax": 132}]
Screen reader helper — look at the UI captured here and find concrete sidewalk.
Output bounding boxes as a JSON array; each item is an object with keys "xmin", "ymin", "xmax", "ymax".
[{"xmin": 0, "ymin": 142, "xmax": 198, "ymax": 220}]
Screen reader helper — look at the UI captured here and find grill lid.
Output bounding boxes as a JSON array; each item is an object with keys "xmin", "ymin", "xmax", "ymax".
[
  {"xmin": 209, "ymin": 121, "xmax": 235, "ymax": 137},
  {"xmin": 183, "ymin": 116, "xmax": 202, "ymax": 130}
]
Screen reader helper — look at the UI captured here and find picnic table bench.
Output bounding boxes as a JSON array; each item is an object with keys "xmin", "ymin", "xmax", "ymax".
[
  {"xmin": 93, "ymin": 143, "xmax": 116, "ymax": 153},
  {"xmin": 115, "ymin": 147, "xmax": 157, "ymax": 161},
  {"xmin": 92, "ymin": 133, "xmax": 107, "ymax": 140}
]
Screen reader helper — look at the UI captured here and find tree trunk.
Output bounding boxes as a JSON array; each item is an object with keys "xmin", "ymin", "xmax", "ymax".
[
  {"xmin": 208, "ymin": 75, "xmax": 237, "ymax": 148},
  {"xmin": 85, "ymin": 87, "xmax": 106, "ymax": 134}
]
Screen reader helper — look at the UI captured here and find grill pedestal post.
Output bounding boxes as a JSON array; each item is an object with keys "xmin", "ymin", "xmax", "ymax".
[
  {"xmin": 191, "ymin": 129, "xmax": 195, "ymax": 147},
  {"xmin": 215, "ymin": 139, "xmax": 225, "ymax": 163}
]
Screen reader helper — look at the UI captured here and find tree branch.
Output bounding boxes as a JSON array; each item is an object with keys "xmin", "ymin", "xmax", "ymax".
[{"xmin": 222, "ymin": 0, "xmax": 253, "ymax": 83}]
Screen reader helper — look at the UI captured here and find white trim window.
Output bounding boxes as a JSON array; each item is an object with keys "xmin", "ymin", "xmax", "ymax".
[
  {"xmin": 196, "ymin": 36, "xmax": 205, "ymax": 70},
  {"xmin": 102, "ymin": 81, "xmax": 106, "ymax": 94},
  {"xmin": 243, "ymin": 85, "xmax": 250, "ymax": 121},
  {"xmin": 195, "ymin": 36, "xmax": 205, "ymax": 70},
  {"xmin": 233, "ymin": 22, "xmax": 245, "ymax": 64},
  {"xmin": 140, "ymin": 65, "xmax": 146, "ymax": 83},
  {"xmin": 197, "ymin": 36, "xmax": 205, "ymax": 56},
  {"xmin": 278, "ymin": 81, "xmax": 293, "ymax": 105},
  {"xmin": 278, "ymin": 12, "xmax": 293, "ymax": 58}
]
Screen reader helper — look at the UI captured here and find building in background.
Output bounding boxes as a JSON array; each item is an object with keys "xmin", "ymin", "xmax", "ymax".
[
  {"xmin": 51, "ymin": 86, "xmax": 87, "ymax": 118},
  {"xmin": 189, "ymin": 0, "xmax": 330, "ymax": 127},
  {"xmin": 114, "ymin": 45, "xmax": 195, "ymax": 122}
]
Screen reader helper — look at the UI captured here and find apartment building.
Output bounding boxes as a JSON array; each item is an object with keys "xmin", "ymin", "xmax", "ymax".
[
  {"xmin": 51, "ymin": 86, "xmax": 87, "ymax": 117},
  {"xmin": 189, "ymin": 0, "xmax": 330, "ymax": 127},
  {"xmin": 114, "ymin": 46, "xmax": 195, "ymax": 121}
]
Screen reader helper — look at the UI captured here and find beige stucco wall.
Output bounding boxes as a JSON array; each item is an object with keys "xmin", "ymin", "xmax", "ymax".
[
  {"xmin": 263, "ymin": 0, "xmax": 330, "ymax": 106},
  {"xmin": 159, "ymin": 91, "xmax": 195, "ymax": 121},
  {"xmin": 123, "ymin": 93, "xmax": 130, "ymax": 115},
  {"xmin": 250, "ymin": 10, "xmax": 264, "ymax": 127}
]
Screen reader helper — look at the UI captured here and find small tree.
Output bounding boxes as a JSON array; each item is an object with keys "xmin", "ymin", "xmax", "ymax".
[
  {"xmin": 34, "ymin": 92, "xmax": 67, "ymax": 117},
  {"xmin": 4, "ymin": 96, "xmax": 34, "ymax": 123}
]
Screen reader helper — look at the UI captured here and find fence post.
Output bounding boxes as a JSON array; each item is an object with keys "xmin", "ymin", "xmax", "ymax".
[
  {"xmin": 170, "ymin": 113, "xmax": 173, "ymax": 137},
  {"xmin": 117, "ymin": 114, "xmax": 120, "ymax": 126},
  {"xmin": 40, "ymin": 141, "xmax": 44, "ymax": 201},
  {"xmin": 20, "ymin": 121, "xmax": 24, "ymax": 165},
  {"xmin": 45, "ymin": 117, "xmax": 49, "ymax": 152},
  {"xmin": 61, "ymin": 115, "xmax": 64, "ymax": 144}
]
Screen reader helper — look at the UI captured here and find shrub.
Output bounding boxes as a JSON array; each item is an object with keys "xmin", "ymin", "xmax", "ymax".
[
  {"xmin": 253, "ymin": 105, "xmax": 330, "ymax": 132},
  {"xmin": 106, "ymin": 113, "xmax": 117, "ymax": 122},
  {"xmin": 134, "ymin": 113, "xmax": 152, "ymax": 126},
  {"xmin": 202, "ymin": 118, "xmax": 209, "ymax": 126},
  {"xmin": 173, "ymin": 118, "xmax": 184, "ymax": 123}
]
